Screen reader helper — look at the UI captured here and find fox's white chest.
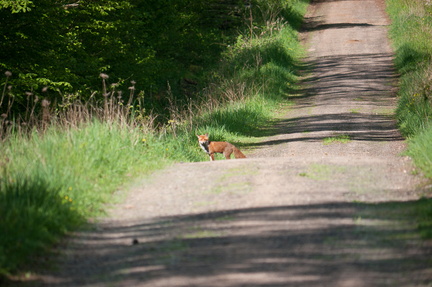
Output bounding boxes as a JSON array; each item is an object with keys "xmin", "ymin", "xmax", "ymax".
[{"xmin": 199, "ymin": 142, "xmax": 210, "ymax": 154}]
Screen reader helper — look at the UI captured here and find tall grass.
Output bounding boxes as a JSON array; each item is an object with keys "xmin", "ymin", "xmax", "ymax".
[
  {"xmin": 0, "ymin": 173, "xmax": 82, "ymax": 273},
  {"xmin": 387, "ymin": 0, "xmax": 432, "ymax": 178},
  {"xmin": 0, "ymin": 122, "xmax": 163, "ymax": 273},
  {"xmin": 386, "ymin": 0, "xmax": 432, "ymax": 239}
]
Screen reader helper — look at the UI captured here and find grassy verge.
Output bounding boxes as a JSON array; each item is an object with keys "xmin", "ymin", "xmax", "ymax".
[
  {"xmin": 357, "ymin": 197, "xmax": 432, "ymax": 240},
  {"xmin": 386, "ymin": 0, "xmax": 432, "ymax": 238},
  {"xmin": 0, "ymin": 0, "xmax": 309, "ymax": 276},
  {"xmin": 386, "ymin": 0, "xmax": 432, "ymax": 176}
]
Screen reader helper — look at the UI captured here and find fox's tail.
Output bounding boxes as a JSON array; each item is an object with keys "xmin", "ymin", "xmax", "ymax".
[{"xmin": 233, "ymin": 147, "xmax": 246, "ymax": 159}]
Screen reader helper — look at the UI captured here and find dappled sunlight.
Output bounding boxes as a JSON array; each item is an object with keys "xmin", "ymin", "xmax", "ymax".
[{"xmin": 34, "ymin": 202, "xmax": 431, "ymax": 286}]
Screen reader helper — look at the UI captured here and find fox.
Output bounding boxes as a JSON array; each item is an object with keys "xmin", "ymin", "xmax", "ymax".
[{"xmin": 197, "ymin": 133, "xmax": 246, "ymax": 161}]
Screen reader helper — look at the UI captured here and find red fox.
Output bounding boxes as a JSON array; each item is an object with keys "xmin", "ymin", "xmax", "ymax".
[{"xmin": 197, "ymin": 133, "xmax": 246, "ymax": 161}]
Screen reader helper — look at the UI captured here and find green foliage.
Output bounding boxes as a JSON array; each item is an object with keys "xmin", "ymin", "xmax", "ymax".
[
  {"xmin": 0, "ymin": 0, "xmax": 33, "ymax": 13},
  {"xmin": 0, "ymin": 173, "xmax": 82, "ymax": 273},
  {"xmin": 386, "ymin": 0, "xmax": 432, "ymax": 240},
  {"xmin": 0, "ymin": 121, "xmax": 174, "ymax": 274},
  {"xmin": 0, "ymin": 0, "xmax": 309, "ymax": 120},
  {"xmin": 386, "ymin": 0, "xmax": 432, "ymax": 178},
  {"xmin": 406, "ymin": 125, "xmax": 432, "ymax": 178},
  {"xmin": 387, "ymin": 0, "xmax": 432, "ymax": 136},
  {"xmin": 0, "ymin": 0, "xmax": 247, "ymax": 115},
  {"xmin": 323, "ymin": 134, "xmax": 351, "ymax": 145},
  {"xmin": 2, "ymin": 123, "xmax": 155, "ymax": 214}
]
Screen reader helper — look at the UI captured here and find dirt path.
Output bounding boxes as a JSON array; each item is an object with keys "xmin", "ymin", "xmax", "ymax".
[{"xmin": 36, "ymin": 0, "xmax": 432, "ymax": 286}]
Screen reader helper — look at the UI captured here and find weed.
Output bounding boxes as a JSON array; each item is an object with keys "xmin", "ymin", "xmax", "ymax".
[{"xmin": 323, "ymin": 134, "xmax": 351, "ymax": 145}]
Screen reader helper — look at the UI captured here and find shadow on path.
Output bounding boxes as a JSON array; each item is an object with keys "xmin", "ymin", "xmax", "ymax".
[
  {"xmin": 247, "ymin": 52, "xmax": 400, "ymax": 148},
  {"xmin": 30, "ymin": 200, "xmax": 431, "ymax": 286}
]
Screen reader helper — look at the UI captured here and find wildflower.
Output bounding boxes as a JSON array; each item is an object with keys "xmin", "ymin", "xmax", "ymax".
[
  {"xmin": 142, "ymin": 138, "xmax": 147, "ymax": 142},
  {"xmin": 4, "ymin": 71, "xmax": 12, "ymax": 77},
  {"xmin": 130, "ymin": 80, "xmax": 136, "ymax": 85},
  {"xmin": 42, "ymin": 86, "xmax": 49, "ymax": 93},
  {"xmin": 99, "ymin": 73, "xmax": 109, "ymax": 79}
]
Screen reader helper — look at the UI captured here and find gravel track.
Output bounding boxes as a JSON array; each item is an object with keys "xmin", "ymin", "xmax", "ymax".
[{"xmin": 35, "ymin": 0, "xmax": 432, "ymax": 286}]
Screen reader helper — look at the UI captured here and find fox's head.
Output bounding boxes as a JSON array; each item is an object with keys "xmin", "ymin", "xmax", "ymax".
[
  {"xmin": 197, "ymin": 133, "xmax": 210, "ymax": 154},
  {"xmin": 196, "ymin": 133, "xmax": 209, "ymax": 144}
]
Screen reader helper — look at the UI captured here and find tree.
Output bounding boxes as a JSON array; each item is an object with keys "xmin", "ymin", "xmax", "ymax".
[
  {"xmin": 0, "ymin": 0, "xmax": 34, "ymax": 13},
  {"xmin": 0, "ymin": 0, "xmax": 247, "ymax": 115}
]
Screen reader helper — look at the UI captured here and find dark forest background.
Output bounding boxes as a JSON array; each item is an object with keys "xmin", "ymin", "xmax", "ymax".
[{"xmin": 0, "ymin": 0, "xmax": 289, "ymax": 116}]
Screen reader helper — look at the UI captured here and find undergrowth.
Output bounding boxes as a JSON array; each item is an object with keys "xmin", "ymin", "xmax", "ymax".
[{"xmin": 0, "ymin": 0, "xmax": 309, "ymax": 276}]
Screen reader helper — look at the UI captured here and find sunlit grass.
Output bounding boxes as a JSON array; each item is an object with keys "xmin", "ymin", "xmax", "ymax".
[
  {"xmin": 387, "ymin": 0, "xmax": 432, "ymax": 178},
  {"xmin": 323, "ymin": 134, "xmax": 351, "ymax": 145}
]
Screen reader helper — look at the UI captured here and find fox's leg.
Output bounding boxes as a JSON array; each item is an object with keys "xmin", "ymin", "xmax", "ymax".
[
  {"xmin": 223, "ymin": 151, "xmax": 232, "ymax": 159},
  {"xmin": 209, "ymin": 153, "xmax": 215, "ymax": 161}
]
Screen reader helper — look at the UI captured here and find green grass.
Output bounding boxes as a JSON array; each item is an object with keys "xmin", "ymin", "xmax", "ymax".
[
  {"xmin": 0, "ymin": 0, "xmax": 309, "ymax": 276},
  {"xmin": 0, "ymin": 173, "xmax": 83, "ymax": 274},
  {"xmin": 386, "ymin": 0, "xmax": 432, "ymax": 178},
  {"xmin": 406, "ymin": 126, "xmax": 432, "ymax": 178},
  {"xmin": 0, "ymin": 121, "xmax": 217, "ymax": 274},
  {"xmin": 357, "ymin": 197, "xmax": 432, "ymax": 240},
  {"xmin": 385, "ymin": 0, "xmax": 432, "ymax": 239},
  {"xmin": 0, "ymin": 122, "xmax": 172, "ymax": 272},
  {"xmin": 323, "ymin": 134, "xmax": 351, "ymax": 145}
]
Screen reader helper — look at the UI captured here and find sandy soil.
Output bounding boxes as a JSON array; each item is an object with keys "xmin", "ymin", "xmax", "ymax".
[{"xmin": 32, "ymin": 0, "xmax": 432, "ymax": 286}]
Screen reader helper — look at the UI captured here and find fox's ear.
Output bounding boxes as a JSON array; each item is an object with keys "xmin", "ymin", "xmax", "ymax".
[
  {"xmin": 205, "ymin": 133, "xmax": 209, "ymax": 137},
  {"xmin": 196, "ymin": 134, "xmax": 200, "ymax": 138}
]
